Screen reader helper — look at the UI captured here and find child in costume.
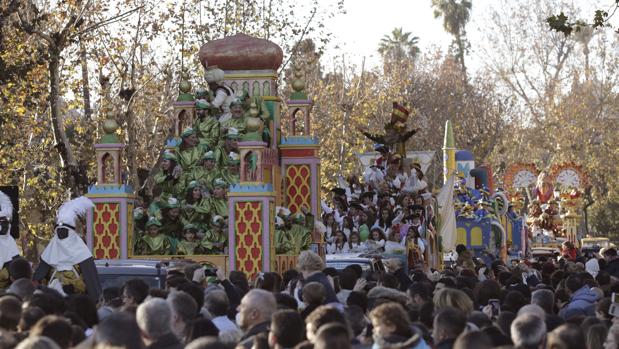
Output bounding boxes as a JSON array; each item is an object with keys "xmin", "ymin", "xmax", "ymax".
[
  {"xmin": 288, "ymin": 213, "xmax": 313, "ymax": 255},
  {"xmin": 0, "ymin": 190, "xmax": 21, "ymax": 288},
  {"xmin": 222, "ymin": 152, "xmax": 241, "ymax": 185},
  {"xmin": 208, "ymin": 178, "xmax": 229, "ymax": 219},
  {"xmin": 327, "ymin": 230, "xmax": 349, "ymax": 254},
  {"xmin": 154, "ymin": 151, "xmax": 182, "ymax": 197},
  {"xmin": 176, "ymin": 224, "xmax": 205, "ymax": 255},
  {"xmin": 176, "ymin": 127, "xmax": 206, "ymax": 171},
  {"xmin": 274, "ymin": 216, "xmax": 293, "ymax": 255},
  {"xmin": 201, "ymin": 215, "xmax": 227, "ymax": 254},
  {"xmin": 214, "ymin": 128, "xmax": 240, "ymax": 168},
  {"xmin": 159, "ymin": 197, "xmax": 184, "ymax": 243},
  {"xmin": 194, "ymin": 99, "xmax": 221, "ymax": 149},
  {"xmin": 134, "ymin": 217, "xmax": 173, "ymax": 255},
  {"xmin": 181, "ymin": 181, "xmax": 211, "ymax": 233},
  {"xmin": 33, "ymin": 197, "xmax": 101, "ymax": 300}
]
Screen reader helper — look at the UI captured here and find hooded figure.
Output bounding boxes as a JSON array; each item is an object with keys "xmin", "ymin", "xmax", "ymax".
[
  {"xmin": 34, "ymin": 196, "xmax": 101, "ymax": 300},
  {"xmin": 0, "ymin": 190, "xmax": 20, "ymax": 288}
]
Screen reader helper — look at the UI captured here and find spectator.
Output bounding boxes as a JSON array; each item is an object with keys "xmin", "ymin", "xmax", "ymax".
[
  {"xmin": 432, "ymin": 307, "xmax": 466, "ymax": 349},
  {"xmin": 371, "ymin": 302, "xmax": 427, "ymax": 349},
  {"xmin": 384, "ymin": 258, "xmax": 411, "ymax": 292},
  {"xmin": 559, "ymin": 275, "xmax": 600, "ymax": 320},
  {"xmin": 304, "ymin": 305, "xmax": 347, "ymax": 344},
  {"xmin": 16, "ymin": 336, "xmax": 60, "ymax": 349},
  {"xmin": 532, "ymin": 289, "xmax": 555, "ymax": 314},
  {"xmin": 204, "ymin": 289, "xmax": 237, "ymax": 332},
  {"xmin": 408, "ymin": 282, "xmax": 431, "ymax": 307},
  {"xmin": 187, "ymin": 318, "xmax": 219, "ymax": 342},
  {"xmin": 18, "ymin": 306, "xmax": 45, "ymax": 333},
  {"xmin": 0, "ymin": 295, "xmax": 22, "ymax": 331},
  {"xmin": 585, "ymin": 323, "xmax": 607, "ymax": 349},
  {"xmin": 345, "ymin": 305, "xmax": 368, "ymax": 346},
  {"xmin": 66, "ymin": 294, "xmax": 99, "ymax": 332},
  {"xmin": 136, "ymin": 298, "xmax": 182, "ymax": 349},
  {"xmin": 337, "ymin": 269, "xmax": 357, "ymax": 304},
  {"xmin": 453, "ymin": 331, "xmax": 492, "ymax": 349},
  {"xmin": 268, "ymin": 310, "xmax": 305, "ymax": 349},
  {"xmin": 236, "ymin": 289, "xmax": 277, "ymax": 349},
  {"xmin": 510, "ymin": 313, "xmax": 546, "ymax": 349},
  {"xmin": 301, "ymin": 282, "xmax": 325, "ymax": 319},
  {"xmin": 433, "ymin": 288, "xmax": 474, "ymax": 315},
  {"xmin": 29, "ymin": 315, "xmax": 73, "ymax": 349},
  {"xmin": 602, "ymin": 248, "xmax": 619, "ymax": 279},
  {"xmin": 94, "ymin": 311, "xmax": 144, "ymax": 349},
  {"xmin": 167, "ymin": 291, "xmax": 198, "ymax": 343},
  {"xmin": 296, "ymin": 251, "xmax": 338, "ymax": 304},
  {"xmin": 97, "ymin": 287, "xmax": 122, "ymax": 321},
  {"xmin": 314, "ymin": 323, "xmax": 351, "ymax": 349},
  {"xmin": 547, "ymin": 324, "xmax": 586, "ymax": 349},
  {"xmin": 8, "ymin": 258, "xmax": 32, "ymax": 281},
  {"xmin": 7, "ymin": 278, "xmax": 35, "ymax": 301},
  {"xmin": 122, "ymin": 279, "xmax": 150, "ymax": 306},
  {"xmin": 185, "ymin": 337, "xmax": 230, "ymax": 349}
]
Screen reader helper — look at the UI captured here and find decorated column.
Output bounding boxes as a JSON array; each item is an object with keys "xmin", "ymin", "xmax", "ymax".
[{"xmin": 86, "ymin": 117, "xmax": 135, "ymax": 259}]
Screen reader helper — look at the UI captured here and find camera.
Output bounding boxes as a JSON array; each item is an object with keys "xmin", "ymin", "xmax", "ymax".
[{"xmin": 204, "ymin": 268, "xmax": 218, "ymax": 277}]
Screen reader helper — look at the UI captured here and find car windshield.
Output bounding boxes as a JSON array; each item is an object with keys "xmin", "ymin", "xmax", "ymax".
[
  {"xmin": 98, "ymin": 274, "xmax": 161, "ymax": 289},
  {"xmin": 326, "ymin": 261, "xmax": 372, "ymax": 271}
]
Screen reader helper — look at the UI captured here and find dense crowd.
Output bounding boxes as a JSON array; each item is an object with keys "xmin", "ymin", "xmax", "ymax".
[{"xmin": 1, "ymin": 244, "xmax": 619, "ymax": 349}]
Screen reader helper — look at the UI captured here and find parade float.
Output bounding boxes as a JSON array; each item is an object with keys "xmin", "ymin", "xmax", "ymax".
[{"xmin": 84, "ymin": 34, "xmax": 322, "ymax": 277}]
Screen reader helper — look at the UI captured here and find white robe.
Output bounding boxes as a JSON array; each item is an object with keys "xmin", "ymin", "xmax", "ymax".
[
  {"xmin": 40, "ymin": 230, "xmax": 93, "ymax": 271},
  {"xmin": 0, "ymin": 233, "xmax": 19, "ymax": 266}
]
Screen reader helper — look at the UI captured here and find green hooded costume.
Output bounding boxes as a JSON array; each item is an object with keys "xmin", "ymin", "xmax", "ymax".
[{"xmin": 135, "ymin": 218, "xmax": 173, "ymax": 255}]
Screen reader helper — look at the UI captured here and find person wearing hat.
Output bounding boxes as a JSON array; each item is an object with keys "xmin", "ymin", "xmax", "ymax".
[
  {"xmin": 135, "ymin": 217, "xmax": 173, "ymax": 255},
  {"xmin": 208, "ymin": 178, "xmax": 229, "ymax": 219},
  {"xmin": 220, "ymin": 95, "xmax": 247, "ymax": 134},
  {"xmin": 221, "ymin": 152, "xmax": 241, "ymax": 185},
  {"xmin": 176, "ymin": 127, "xmax": 206, "ymax": 171},
  {"xmin": 194, "ymin": 98, "xmax": 221, "ymax": 149},
  {"xmin": 158, "ymin": 197, "xmax": 184, "ymax": 245},
  {"xmin": 34, "ymin": 197, "xmax": 101, "ymax": 300},
  {"xmin": 214, "ymin": 127, "xmax": 240, "ymax": 168},
  {"xmin": 133, "ymin": 206, "xmax": 148, "ymax": 237},
  {"xmin": 0, "ymin": 190, "xmax": 21, "ymax": 288},
  {"xmin": 373, "ymin": 143, "xmax": 391, "ymax": 168},
  {"xmin": 154, "ymin": 151, "xmax": 183, "ymax": 197},
  {"xmin": 176, "ymin": 224, "xmax": 205, "ymax": 255},
  {"xmin": 274, "ymin": 216, "xmax": 293, "ymax": 255},
  {"xmin": 288, "ymin": 212, "xmax": 313, "ymax": 255},
  {"xmin": 205, "ymin": 66, "xmax": 236, "ymax": 123},
  {"xmin": 201, "ymin": 215, "xmax": 227, "ymax": 254},
  {"xmin": 181, "ymin": 181, "xmax": 211, "ymax": 232},
  {"xmin": 183, "ymin": 150, "xmax": 221, "ymax": 193}
]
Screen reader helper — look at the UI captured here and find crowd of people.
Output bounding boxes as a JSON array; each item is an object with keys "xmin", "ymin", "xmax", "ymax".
[{"xmin": 0, "ymin": 245, "xmax": 619, "ymax": 349}]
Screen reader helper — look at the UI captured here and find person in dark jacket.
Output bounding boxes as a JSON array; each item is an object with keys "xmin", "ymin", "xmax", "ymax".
[
  {"xmin": 432, "ymin": 307, "xmax": 466, "ymax": 349},
  {"xmin": 136, "ymin": 298, "xmax": 183, "ymax": 349},
  {"xmin": 370, "ymin": 302, "xmax": 430, "ymax": 349},
  {"xmin": 602, "ymin": 248, "xmax": 619, "ymax": 279},
  {"xmin": 385, "ymin": 258, "xmax": 412, "ymax": 292},
  {"xmin": 296, "ymin": 251, "xmax": 339, "ymax": 305},
  {"xmin": 237, "ymin": 289, "xmax": 277, "ymax": 349},
  {"xmin": 558, "ymin": 275, "xmax": 600, "ymax": 320}
]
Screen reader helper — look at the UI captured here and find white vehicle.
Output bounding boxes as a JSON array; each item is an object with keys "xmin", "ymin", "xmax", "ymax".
[{"xmin": 325, "ymin": 253, "xmax": 386, "ymax": 272}]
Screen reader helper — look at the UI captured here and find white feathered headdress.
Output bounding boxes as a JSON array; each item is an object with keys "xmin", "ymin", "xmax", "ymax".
[
  {"xmin": 56, "ymin": 196, "xmax": 95, "ymax": 227},
  {"xmin": 0, "ymin": 191, "xmax": 13, "ymax": 220}
]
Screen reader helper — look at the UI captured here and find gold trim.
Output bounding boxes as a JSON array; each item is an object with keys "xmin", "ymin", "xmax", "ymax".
[
  {"xmin": 228, "ymin": 191, "xmax": 277, "ymax": 197},
  {"xmin": 226, "ymin": 73, "xmax": 278, "ymax": 79}
]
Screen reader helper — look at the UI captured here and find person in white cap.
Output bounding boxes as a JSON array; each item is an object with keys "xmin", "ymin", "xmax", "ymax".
[
  {"xmin": 205, "ymin": 66, "xmax": 236, "ymax": 123},
  {"xmin": 33, "ymin": 196, "xmax": 101, "ymax": 300},
  {"xmin": 0, "ymin": 190, "xmax": 21, "ymax": 288}
]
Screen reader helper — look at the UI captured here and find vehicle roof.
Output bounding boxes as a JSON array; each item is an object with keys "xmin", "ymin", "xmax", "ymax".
[{"xmin": 581, "ymin": 237, "xmax": 609, "ymax": 241}]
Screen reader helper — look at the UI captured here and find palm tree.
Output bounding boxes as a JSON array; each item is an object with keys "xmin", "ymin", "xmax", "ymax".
[
  {"xmin": 378, "ymin": 27, "xmax": 421, "ymax": 62},
  {"xmin": 432, "ymin": 0, "xmax": 472, "ymax": 79}
]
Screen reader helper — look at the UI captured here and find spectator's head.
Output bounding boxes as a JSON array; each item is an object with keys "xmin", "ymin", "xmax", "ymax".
[
  {"xmin": 407, "ymin": 282, "xmax": 430, "ymax": 305},
  {"xmin": 433, "ymin": 288, "xmax": 474, "ymax": 315},
  {"xmin": 343, "ymin": 265, "xmax": 363, "ymax": 280},
  {"xmin": 7, "ymin": 278, "xmax": 35, "ymax": 301},
  {"xmin": 297, "ymin": 251, "xmax": 325, "ymax": 274},
  {"xmin": 346, "ymin": 291, "xmax": 367, "ymax": 313},
  {"xmin": 136, "ymin": 298, "xmax": 173, "ymax": 344},
  {"xmin": 19, "ymin": 306, "xmax": 45, "ymax": 332},
  {"xmin": 94, "ymin": 311, "xmax": 144, "ymax": 349},
  {"xmin": 268, "ymin": 310, "xmax": 305, "ymax": 349},
  {"xmin": 204, "ymin": 289, "xmax": 229, "ymax": 317},
  {"xmin": 9, "ymin": 257, "xmax": 32, "ymax": 281},
  {"xmin": 185, "ymin": 337, "xmax": 230, "ymax": 349},
  {"xmin": 517, "ymin": 304, "xmax": 546, "ymax": 321},
  {"xmin": 15, "ymin": 336, "xmax": 60, "ymax": 349},
  {"xmin": 305, "ymin": 305, "xmax": 346, "ymax": 343},
  {"xmin": 314, "ymin": 323, "xmax": 351, "ymax": 349},
  {"xmin": 237, "ymin": 289, "xmax": 277, "ymax": 332},
  {"xmin": 473, "ymin": 279, "xmax": 501, "ymax": 307},
  {"xmin": 176, "ymin": 280, "xmax": 205, "ymax": 311},
  {"xmin": 66, "ymin": 294, "xmax": 98, "ymax": 329},
  {"xmin": 275, "ymin": 293, "xmax": 298, "ymax": 310},
  {"xmin": 338, "ymin": 269, "xmax": 357, "ymax": 291},
  {"xmin": 453, "ymin": 330, "xmax": 493, "ymax": 349},
  {"xmin": 345, "ymin": 305, "xmax": 367, "ymax": 337},
  {"xmin": 370, "ymin": 302, "xmax": 412, "ymax": 339},
  {"xmin": 585, "ymin": 324, "xmax": 607, "ymax": 349},
  {"xmin": 28, "ymin": 289, "xmax": 65, "ymax": 315},
  {"xmin": 510, "ymin": 313, "xmax": 546, "ymax": 349},
  {"xmin": 302, "ymin": 282, "xmax": 325, "ymax": 306},
  {"xmin": 0, "ymin": 295, "xmax": 22, "ymax": 331},
  {"xmin": 432, "ymin": 307, "xmax": 466, "ymax": 344},
  {"xmin": 531, "ymin": 289, "xmax": 555, "ymax": 314},
  {"xmin": 565, "ymin": 275, "xmax": 584, "ymax": 294},
  {"xmin": 30, "ymin": 315, "xmax": 74, "ymax": 349},
  {"xmin": 167, "ymin": 290, "xmax": 198, "ymax": 339},
  {"xmin": 547, "ymin": 323, "xmax": 585, "ymax": 349},
  {"xmin": 496, "ymin": 311, "xmax": 516, "ymax": 336},
  {"xmin": 229, "ymin": 271, "xmax": 250, "ymax": 295},
  {"xmin": 122, "ymin": 278, "xmax": 150, "ymax": 306},
  {"xmin": 596, "ymin": 297, "xmax": 612, "ymax": 320},
  {"xmin": 468, "ymin": 311, "xmax": 492, "ymax": 329},
  {"xmin": 187, "ymin": 318, "xmax": 219, "ymax": 342}
]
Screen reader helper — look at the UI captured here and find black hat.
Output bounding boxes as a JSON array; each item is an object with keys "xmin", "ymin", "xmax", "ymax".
[
  {"xmin": 360, "ymin": 191, "xmax": 375, "ymax": 200},
  {"xmin": 331, "ymin": 188, "xmax": 346, "ymax": 196}
]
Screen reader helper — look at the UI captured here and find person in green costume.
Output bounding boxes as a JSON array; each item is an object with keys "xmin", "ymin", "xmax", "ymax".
[
  {"xmin": 194, "ymin": 99, "xmax": 221, "ymax": 149},
  {"xmin": 176, "ymin": 224, "xmax": 206, "ymax": 256},
  {"xmin": 274, "ymin": 216, "xmax": 294, "ymax": 255},
  {"xmin": 181, "ymin": 181, "xmax": 211, "ymax": 234},
  {"xmin": 134, "ymin": 218, "xmax": 173, "ymax": 255},
  {"xmin": 208, "ymin": 178, "xmax": 229, "ymax": 220},
  {"xmin": 221, "ymin": 152, "xmax": 240, "ymax": 185},
  {"xmin": 192, "ymin": 150, "xmax": 222, "ymax": 192},
  {"xmin": 214, "ymin": 128, "xmax": 240, "ymax": 168},
  {"xmin": 159, "ymin": 197, "xmax": 184, "ymax": 250},
  {"xmin": 220, "ymin": 96, "xmax": 246, "ymax": 134},
  {"xmin": 153, "ymin": 151, "xmax": 182, "ymax": 197},
  {"xmin": 201, "ymin": 215, "xmax": 227, "ymax": 254},
  {"xmin": 176, "ymin": 127, "xmax": 205, "ymax": 172},
  {"xmin": 133, "ymin": 207, "xmax": 147, "ymax": 237},
  {"xmin": 288, "ymin": 213, "xmax": 313, "ymax": 255}
]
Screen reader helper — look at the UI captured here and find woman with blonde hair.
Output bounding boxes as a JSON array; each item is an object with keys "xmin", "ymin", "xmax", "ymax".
[{"xmin": 433, "ymin": 288, "xmax": 474, "ymax": 315}]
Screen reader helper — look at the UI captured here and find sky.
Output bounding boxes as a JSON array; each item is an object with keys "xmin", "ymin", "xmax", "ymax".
[{"xmin": 317, "ymin": 0, "xmax": 612, "ymax": 73}]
